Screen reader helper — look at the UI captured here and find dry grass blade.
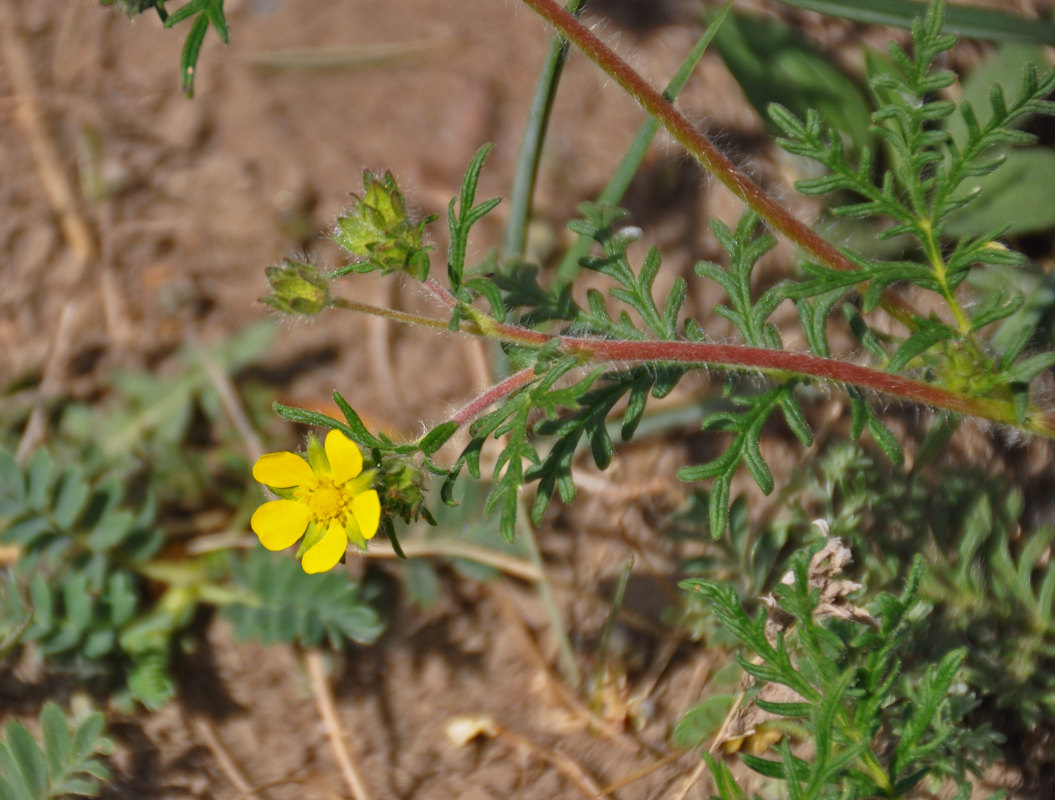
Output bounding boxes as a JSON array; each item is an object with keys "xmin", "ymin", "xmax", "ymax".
[
  {"xmin": 0, "ymin": 0, "xmax": 96, "ymax": 273},
  {"xmin": 305, "ymin": 649, "xmax": 373, "ymax": 800},
  {"xmin": 246, "ymin": 39, "xmax": 448, "ymax": 73}
]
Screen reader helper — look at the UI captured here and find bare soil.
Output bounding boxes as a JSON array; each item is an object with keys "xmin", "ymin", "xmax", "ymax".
[{"xmin": 1, "ymin": 0, "xmax": 1053, "ymax": 798}]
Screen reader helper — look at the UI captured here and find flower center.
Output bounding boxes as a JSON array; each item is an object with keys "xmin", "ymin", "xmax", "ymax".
[{"xmin": 303, "ymin": 480, "xmax": 351, "ymax": 525}]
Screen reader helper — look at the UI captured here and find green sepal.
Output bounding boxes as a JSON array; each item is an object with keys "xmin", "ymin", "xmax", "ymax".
[
  {"xmin": 295, "ymin": 521, "xmax": 323, "ymax": 559},
  {"xmin": 305, "ymin": 435, "xmax": 329, "ymax": 475}
]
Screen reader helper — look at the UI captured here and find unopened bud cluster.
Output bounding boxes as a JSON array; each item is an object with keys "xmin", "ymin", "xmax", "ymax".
[
  {"xmin": 333, "ymin": 171, "xmax": 436, "ymax": 280},
  {"xmin": 262, "ymin": 259, "xmax": 330, "ymax": 315}
]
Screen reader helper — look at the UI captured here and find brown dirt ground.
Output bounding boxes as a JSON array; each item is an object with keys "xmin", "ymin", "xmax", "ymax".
[{"xmin": 2, "ymin": 0, "xmax": 1055, "ymax": 798}]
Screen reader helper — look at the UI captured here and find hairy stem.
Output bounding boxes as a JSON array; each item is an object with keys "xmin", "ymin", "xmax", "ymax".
[
  {"xmin": 520, "ymin": 0, "xmax": 851, "ymax": 271},
  {"xmin": 450, "ymin": 367, "xmax": 537, "ymax": 426},
  {"xmin": 519, "ymin": 0, "xmax": 918, "ymax": 327},
  {"xmin": 329, "ymin": 293, "xmax": 1055, "ymax": 438}
]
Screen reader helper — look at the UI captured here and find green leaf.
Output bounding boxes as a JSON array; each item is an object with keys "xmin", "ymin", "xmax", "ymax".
[
  {"xmin": 25, "ymin": 450, "xmax": 53, "ymax": 512},
  {"xmin": 272, "ymin": 401, "xmax": 374, "ymax": 451},
  {"xmin": 5, "ymin": 722, "xmax": 46, "ymax": 798},
  {"xmin": 741, "ymin": 752, "xmax": 787, "ymax": 779},
  {"xmin": 1005, "ymin": 351, "xmax": 1055, "ymax": 385},
  {"xmin": 86, "ymin": 509, "xmax": 135, "ymax": 554},
  {"xmin": 945, "ymin": 148, "xmax": 1055, "ymax": 236},
  {"xmin": 178, "ymin": 13, "xmax": 209, "ymax": 97},
  {"xmin": 887, "ymin": 319, "xmax": 954, "ymax": 372},
  {"xmin": 71, "ymin": 710, "xmax": 110, "ymax": 768},
  {"xmin": 946, "ymin": 43, "xmax": 1048, "ymax": 146},
  {"xmin": 703, "ymin": 753, "xmax": 746, "ymax": 800},
  {"xmin": 40, "ymin": 703, "xmax": 71, "ymax": 786},
  {"xmin": 0, "ymin": 739, "xmax": 32, "ymax": 800},
  {"xmin": 419, "ymin": 422, "xmax": 458, "ymax": 456},
  {"xmin": 0, "ymin": 448, "xmax": 24, "ymax": 509},
  {"xmin": 448, "ymin": 143, "xmax": 498, "ymax": 291},
  {"xmin": 224, "ymin": 548, "xmax": 385, "ymax": 648},
  {"xmin": 127, "ymin": 650, "xmax": 177, "ymax": 710},
  {"xmin": 51, "ymin": 469, "xmax": 89, "ymax": 530},
  {"xmin": 164, "ymin": 0, "xmax": 229, "ymax": 97}
]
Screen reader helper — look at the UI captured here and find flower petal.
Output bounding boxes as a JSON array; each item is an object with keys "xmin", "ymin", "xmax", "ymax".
[
  {"xmin": 352, "ymin": 489, "xmax": 381, "ymax": 540},
  {"xmin": 253, "ymin": 451, "xmax": 315, "ymax": 488},
  {"xmin": 251, "ymin": 500, "xmax": 310, "ymax": 550},
  {"xmin": 325, "ymin": 430, "xmax": 363, "ymax": 484},
  {"xmin": 301, "ymin": 521, "xmax": 347, "ymax": 574}
]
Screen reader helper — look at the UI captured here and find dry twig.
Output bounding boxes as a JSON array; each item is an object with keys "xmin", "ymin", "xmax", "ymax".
[
  {"xmin": 0, "ymin": 0, "xmax": 97, "ymax": 273},
  {"xmin": 305, "ymin": 649, "xmax": 373, "ymax": 800},
  {"xmin": 189, "ymin": 715, "xmax": 267, "ymax": 800}
]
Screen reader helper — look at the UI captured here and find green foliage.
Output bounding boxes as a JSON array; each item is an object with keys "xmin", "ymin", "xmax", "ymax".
[
  {"xmin": 765, "ymin": 0, "xmax": 1055, "ymax": 427},
  {"xmin": 332, "ymin": 170, "xmax": 437, "ymax": 281},
  {"xmin": 683, "ymin": 546, "xmax": 998, "ymax": 799},
  {"xmin": 0, "ymin": 703, "xmax": 112, "ymax": 800},
  {"xmin": 944, "ymin": 43, "xmax": 1055, "ymax": 237},
  {"xmin": 2, "ymin": 322, "xmax": 388, "ymax": 709},
  {"xmin": 58, "ymin": 322, "xmax": 275, "ymax": 504},
  {"xmin": 686, "ymin": 439, "xmax": 1055, "ymax": 740},
  {"xmin": 927, "ymin": 491, "xmax": 1055, "ymax": 729},
  {"xmin": 71, "ymin": 0, "xmax": 1055, "ymax": 792},
  {"xmin": 165, "ymin": 0, "xmax": 229, "ymax": 97},
  {"xmin": 102, "ymin": 0, "xmax": 229, "ymax": 97},
  {"xmin": 770, "ymin": 0, "xmax": 1055, "ymax": 409},
  {"xmin": 222, "ymin": 547, "xmax": 384, "ymax": 649},
  {"xmin": 298, "ymin": 0, "xmax": 1055, "ymax": 544},
  {"xmin": 0, "ymin": 575, "xmax": 32, "ymax": 661},
  {"xmin": 0, "ymin": 444, "xmax": 175, "ymax": 708},
  {"xmin": 671, "ymin": 492, "xmax": 790, "ymax": 643}
]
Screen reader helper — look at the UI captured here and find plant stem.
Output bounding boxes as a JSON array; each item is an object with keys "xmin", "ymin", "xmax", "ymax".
[
  {"xmin": 330, "ymin": 291, "xmax": 1055, "ymax": 438},
  {"xmin": 450, "ymin": 367, "xmax": 537, "ymax": 426},
  {"xmin": 516, "ymin": 495, "xmax": 582, "ymax": 686},
  {"xmin": 555, "ymin": 1, "xmax": 732, "ymax": 284},
  {"xmin": 919, "ymin": 217, "xmax": 972, "ymax": 334},
  {"xmin": 520, "ymin": 0, "xmax": 854, "ymax": 273},
  {"xmin": 519, "ymin": 0, "xmax": 919, "ymax": 327},
  {"xmin": 330, "ymin": 295, "xmax": 459, "ymax": 331},
  {"xmin": 506, "ymin": 0, "xmax": 586, "ymax": 261}
]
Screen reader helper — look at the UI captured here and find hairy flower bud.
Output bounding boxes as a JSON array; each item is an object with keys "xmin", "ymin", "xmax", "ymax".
[
  {"xmin": 262, "ymin": 259, "xmax": 330, "ymax": 315},
  {"xmin": 333, "ymin": 171, "xmax": 436, "ymax": 280}
]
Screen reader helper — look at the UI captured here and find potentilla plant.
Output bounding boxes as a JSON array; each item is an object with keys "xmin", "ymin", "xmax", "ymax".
[
  {"xmin": 242, "ymin": 4, "xmax": 1055, "ymax": 789},
  {"xmin": 255, "ymin": 0, "xmax": 1055, "ymax": 567}
]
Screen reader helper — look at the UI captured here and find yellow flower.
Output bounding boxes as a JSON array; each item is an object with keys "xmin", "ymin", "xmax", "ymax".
[{"xmin": 250, "ymin": 430, "xmax": 381, "ymax": 574}]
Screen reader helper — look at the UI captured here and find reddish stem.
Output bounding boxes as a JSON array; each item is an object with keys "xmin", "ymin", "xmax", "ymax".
[
  {"xmin": 337, "ymin": 288, "xmax": 1055, "ymax": 437},
  {"xmin": 518, "ymin": 0, "xmax": 918, "ymax": 324},
  {"xmin": 450, "ymin": 367, "xmax": 536, "ymax": 426},
  {"xmin": 424, "ymin": 276, "xmax": 458, "ymax": 309},
  {"xmin": 520, "ymin": 0, "xmax": 852, "ymax": 271},
  {"xmin": 475, "ymin": 317, "xmax": 1053, "ymax": 435}
]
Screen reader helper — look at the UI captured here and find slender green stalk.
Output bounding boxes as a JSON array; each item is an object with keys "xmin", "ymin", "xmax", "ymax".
[
  {"xmin": 330, "ymin": 296, "xmax": 462, "ymax": 331},
  {"xmin": 516, "ymin": 495, "xmax": 582, "ymax": 685},
  {"xmin": 593, "ymin": 556, "xmax": 634, "ymax": 691},
  {"xmin": 556, "ymin": 1, "xmax": 733, "ymax": 284},
  {"xmin": 505, "ymin": 0, "xmax": 586, "ymax": 260}
]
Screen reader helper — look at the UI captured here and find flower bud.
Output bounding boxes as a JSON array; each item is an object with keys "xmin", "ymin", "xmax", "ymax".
[
  {"xmin": 261, "ymin": 259, "xmax": 330, "ymax": 315},
  {"xmin": 333, "ymin": 171, "xmax": 435, "ymax": 280},
  {"xmin": 377, "ymin": 457, "xmax": 430, "ymax": 526}
]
